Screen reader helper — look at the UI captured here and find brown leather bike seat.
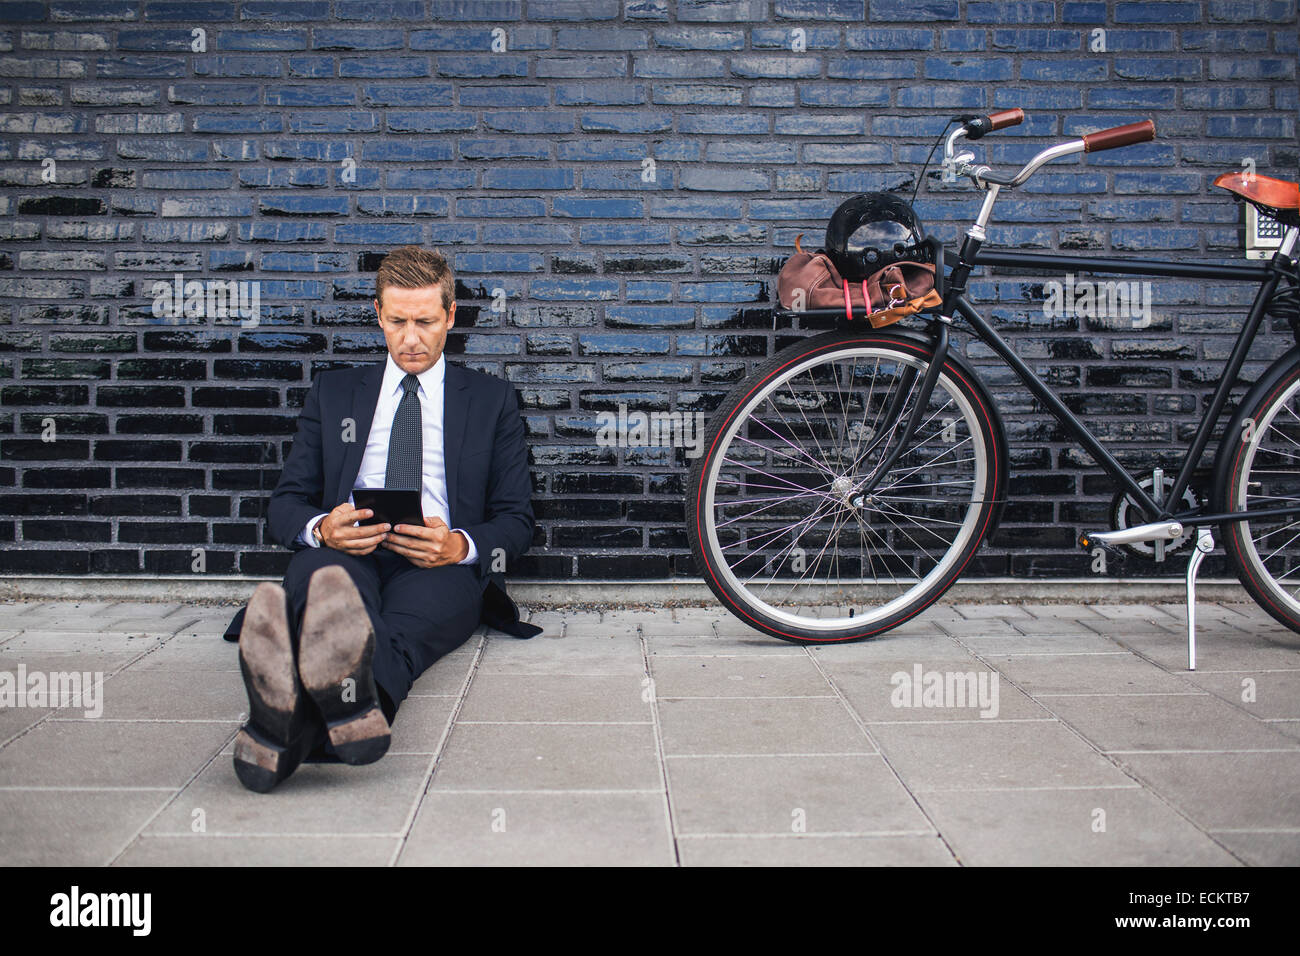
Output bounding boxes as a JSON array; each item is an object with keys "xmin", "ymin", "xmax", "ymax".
[{"xmin": 1213, "ymin": 172, "xmax": 1300, "ymax": 227}]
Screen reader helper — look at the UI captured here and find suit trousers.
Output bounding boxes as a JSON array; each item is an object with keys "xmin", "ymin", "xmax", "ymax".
[{"xmin": 281, "ymin": 544, "xmax": 484, "ymax": 751}]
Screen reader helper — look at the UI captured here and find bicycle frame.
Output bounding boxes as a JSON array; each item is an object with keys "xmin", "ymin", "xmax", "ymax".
[{"xmin": 932, "ymin": 231, "xmax": 1300, "ymax": 529}]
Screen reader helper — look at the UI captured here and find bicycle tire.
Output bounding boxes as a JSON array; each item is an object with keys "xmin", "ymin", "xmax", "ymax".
[
  {"xmin": 687, "ymin": 329, "xmax": 1005, "ymax": 644},
  {"xmin": 1220, "ymin": 351, "xmax": 1300, "ymax": 633}
]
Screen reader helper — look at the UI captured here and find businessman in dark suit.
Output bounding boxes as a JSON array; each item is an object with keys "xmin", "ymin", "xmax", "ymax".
[{"xmin": 230, "ymin": 245, "xmax": 539, "ymax": 793}]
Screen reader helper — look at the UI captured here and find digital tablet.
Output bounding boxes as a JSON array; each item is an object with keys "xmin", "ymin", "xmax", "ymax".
[{"xmin": 351, "ymin": 488, "xmax": 424, "ymax": 529}]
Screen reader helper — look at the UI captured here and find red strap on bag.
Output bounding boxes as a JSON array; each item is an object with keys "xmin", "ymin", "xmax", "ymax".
[{"xmin": 841, "ymin": 278, "xmax": 875, "ymax": 321}]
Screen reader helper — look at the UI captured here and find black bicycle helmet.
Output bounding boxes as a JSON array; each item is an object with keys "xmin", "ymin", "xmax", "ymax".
[{"xmin": 825, "ymin": 192, "xmax": 931, "ymax": 282}]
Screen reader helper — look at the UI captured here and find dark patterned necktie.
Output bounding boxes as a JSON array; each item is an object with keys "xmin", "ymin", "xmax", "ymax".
[{"xmin": 384, "ymin": 373, "xmax": 422, "ymax": 490}]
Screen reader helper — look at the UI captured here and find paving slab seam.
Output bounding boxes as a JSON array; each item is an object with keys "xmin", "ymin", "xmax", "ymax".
[
  {"xmin": 919, "ymin": 784, "xmax": 1143, "ymax": 792},
  {"xmin": 676, "ymin": 830, "xmax": 939, "ymax": 839},
  {"xmin": 389, "ymin": 633, "xmax": 487, "ymax": 867},
  {"xmin": 131, "ymin": 831, "xmax": 407, "ymax": 840},
  {"xmin": 657, "ymin": 694, "xmax": 840, "ymax": 700},
  {"xmin": 801, "ymin": 647, "xmax": 963, "ymax": 866},
  {"xmin": 1032, "ymin": 692, "xmax": 1210, "ymax": 698},
  {"xmin": 1103, "ymin": 748, "xmax": 1300, "ymax": 755},
  {"xmin": 949, "ymin": 637, "xmax": 1256, "ymax": 865},
  {"xmin": 426, "ymin": 788, "xmax": 666, "ymax": 795},
  {"xmin": 103, "ymin": 724, "xmax": 241, "ymax": 867},
  {"xmin": 0, "ymin": 785, "xmax": 180, "ymax": 792},
  {"xmin": 863, "ymin": 717, "xmax": 1060, "ymax": 725},
  {"xmin": 665, "ymin": 751, "xmax": 878, "ymax": 758},
  {"xmin": 0, "ymin": 637, "xmax": 177, "ymax": 751},
  {"xmin": 454, "ymin": 719, "xmax": 654, "ymax": 725},
  {"xmin": 638, "ymin": 622, "xmax": 687, "ymax": 868}
]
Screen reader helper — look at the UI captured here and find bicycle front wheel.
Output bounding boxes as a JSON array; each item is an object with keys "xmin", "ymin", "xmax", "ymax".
[
  {"xmin": 687, "ymin": 330, "xmax": 1005, "ymax": 643},
  {"xmin": 1222, "ymin": 354, "xmax": 1300, "ymax": 633}
]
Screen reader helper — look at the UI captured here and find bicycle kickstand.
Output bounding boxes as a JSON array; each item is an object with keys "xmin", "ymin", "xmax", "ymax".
[{"xmin": 1184, "ymin": 527, "xmax": 1215, "ymax": 671}]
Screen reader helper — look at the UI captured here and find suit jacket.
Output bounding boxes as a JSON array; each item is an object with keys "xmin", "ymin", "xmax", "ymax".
[{"xmin": 223, "ymin": 357, "xmax": 541, "ymax": 642}]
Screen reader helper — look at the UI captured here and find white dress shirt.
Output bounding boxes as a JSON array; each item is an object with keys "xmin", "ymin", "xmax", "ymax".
[{"xmin": 298, "ymin": 353, "xmax": 478, "ymax": 565}]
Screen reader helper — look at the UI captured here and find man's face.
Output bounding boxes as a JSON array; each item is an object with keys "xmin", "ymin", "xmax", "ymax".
[{"xmin": 374, "ymin": 284, "xmax": 455, "ymax": 375}]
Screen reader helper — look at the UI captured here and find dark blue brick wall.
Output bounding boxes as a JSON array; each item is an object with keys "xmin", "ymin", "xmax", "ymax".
[{"xmin": 0, "ymin": 0, "xmax": 1296, "ymax": 580}]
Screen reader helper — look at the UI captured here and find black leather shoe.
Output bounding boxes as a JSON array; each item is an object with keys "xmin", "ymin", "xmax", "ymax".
[
  {"xmin": 297, "ymin": 565, "xmax": 391, "ymax": 765},
  {"xmin": 233, "ymin": 583, "xmax": 319, "ymax": 793}
]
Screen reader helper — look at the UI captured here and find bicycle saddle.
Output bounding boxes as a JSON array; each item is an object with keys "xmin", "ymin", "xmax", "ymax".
[{"xmin": 1213, "ymin": 172, "xmax": 1300, "ymax": 228}]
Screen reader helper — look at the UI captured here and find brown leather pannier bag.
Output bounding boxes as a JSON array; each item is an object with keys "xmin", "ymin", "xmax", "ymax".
[{"xmin": 776, "ymin": 234, "xmax": 942, "ymax": 328}]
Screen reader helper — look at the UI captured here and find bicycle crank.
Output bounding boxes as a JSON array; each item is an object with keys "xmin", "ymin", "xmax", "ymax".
[{"xmin": 1080, "ymin": 520, "xmax": 1184, "ymax": 551}]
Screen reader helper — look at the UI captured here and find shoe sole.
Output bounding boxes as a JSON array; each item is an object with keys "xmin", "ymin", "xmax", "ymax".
[
  {"xmin": 235, "ymin": 583, "xmax": 310, "ymax": 793},
  {"xmin": 298, "ymin": 566, "xmax": 391, "ymax": 765}
]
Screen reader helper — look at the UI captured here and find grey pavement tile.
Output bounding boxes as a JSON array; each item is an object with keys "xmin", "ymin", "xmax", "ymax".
[
  {"xmin": 400, "ymin": 791, "xmax": 672, "ymax": 866},
  {"xmin": 649, "ymin": 654, "xmax": 834, "ymax": 698},
  {"xmin": 0, "ymin": 705, "xmax": 52, "ymax": 745},
  {"xmin": 114, "ymin": 834, "xmax": 400, "ymax": 867},
  {"xmin": 1112, "ymin": 752, "xmax": 1300, "ymax": 830},
  {"xmin": 657, "ymin": 697, "xmax": 875, "ymax": 756},
  {"xmin": 170, "ymin": 607, "xmax": 246, "ymax": 637},
  {"xmin": 7, "ymin": 608, "xmax": 188, "ymax": 636},
  {"xmin": 1268, "ymin": 719, "xmax": 1300, "ymax": 740},
  {"xmin": 1111, "ymin": 630, "xmax": 1300, "ymax": 672},
  {"xmin": 474, "ymin": 629, "xmax": 645, "ymax": 676},
  {"xmin": 592, "ymin": 609, "xmax": 659, "ymax": 629},
  {"xmin": 128, "ymin": 635, "xmax": 241, "ymax": 671},
  {"xmin": 953, "ymin": 603, "xmax": 1033, "ymax": 619},
  {"xmin": 431, "ymin": 722, "xmax": 661, "ymax": 791},
  {"xmin": 0, "ymin": 789, "xmax": 175, "ymax": 866},
  {"xmin": 666, "ymin": 753, "xmax": 932, "ymax": 835},
  {"xmin": 1206, "ymin": 830, "xmax": 1300, "ymax": 866},
  {"xmin": 0, "ymin": 631, "xmax": 165, "ymax": 656},
  {"xmin": 917, "ymin": 788, "xmax": 1239, "ymax": 866},
  {"xmin": 1181, "ymin": 670, "xmax": 1300, "ymax": 720},
  {"xmin": 407, "ymin": 643, "xmax": 479, "ymax": 695},
  {"xmin": 544, "ymin": 610, "xmax": 603, "ymax": 632},
  {"xmin": 390, "ymin": 697, "xmax": 456, "ymax": 754},
  {"xmin": 1154, "ymin": 602, "xmax": 1259, "ymax": 629},
  {"xmin": 805, "ymin": 630, "xmax": 967, "ymax": 659},
  {"xmin": 677, "ymin": 834, "xmax": 958, "ymax": 866},
  {"xmin": 1088, "ymin": 604, "xmax": 1185, "ymax": 633},
  {"xmin": 458, "ymin": 673, "xmax": 652, "ymax": 722},
  {"xmin": 0, "ymin": 651, "xmax": 141, "ymax": 676},
  {"xmin": 0, "ymin": 631, "xmax": 20, "ymax": 647},
  {"xmin": 827, "ymin": 659, "xmax": 1050, "ymax": 722},
  {"xmin": 146, "ymin": 754, "xmax": 433, "ymax": 835},
  {"xmin": 518, "ymin": 608, "xmax": 565, "ymax": 631},
  {"xmin": 0, "ymin": 602, "xmax": 123, "ymax": 625},
  {"xmin": 644, "ymin": 628, "xmax": 806, "ymax": 655},
  {"xmin": 96, "ymin": 667, "xmax": 246, "ymax": 720},
  {"xmin": 0, "ymin": 719, "xmax": 235, "ymax": 787},
  {"xmin": 988, "ymin": 653, "xmax": 1193, "ymax": 697},
  {"xmin": 868, "ymin": 720, "xmax": 1136, "ymax": 791},
  {"xmin": 954, "ymin": 632, "xmax": 1126, "ymax": 655},
  {"xmin": 936, "ymin": 617, "xmax": 1027, "ymax": 638},
  {"xmin": 1025, "ymin": 604, "xmax": 1111, "ymax": 622},
  {"xmin": 1043, "ymin": 693, "xmax": 1300, "ymax": 753}
]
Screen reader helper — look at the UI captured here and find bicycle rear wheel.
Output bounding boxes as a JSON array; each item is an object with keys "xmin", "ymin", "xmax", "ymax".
[
  {"xmin": 1221, "ymin": 353, "xmax": 1300, "ymax": 633},
  {"xmin": 687, "ymin": 330, "xmax": 1005, "ymax": 643}
]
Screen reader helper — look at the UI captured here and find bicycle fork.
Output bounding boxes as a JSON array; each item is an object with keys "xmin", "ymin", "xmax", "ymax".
[{"xmin": 851, "ymin": 318, "xmax": 952, "ymax": 502}]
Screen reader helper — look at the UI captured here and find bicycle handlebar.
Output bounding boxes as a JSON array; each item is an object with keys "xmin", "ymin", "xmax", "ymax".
[
  {"xmin": 962, "ymin": 109, "xmax": 1025, "ymax": 140},
  {"xmin": 1082, "ymin": 119, "xmax": 1155, "ymax": 153},
  {"xmin": 946, "ymin": 115, "xmax": 1157, "ymax": 191}
]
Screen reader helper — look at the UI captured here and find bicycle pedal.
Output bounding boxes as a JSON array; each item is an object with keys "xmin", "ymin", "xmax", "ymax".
[{"xmin": 1078, "ymin": 533, "xmax": 1127, "ymax": 563}]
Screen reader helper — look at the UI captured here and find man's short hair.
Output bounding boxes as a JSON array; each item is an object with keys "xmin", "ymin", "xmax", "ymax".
[{"xmin": 375, "ymin": 246, "xmax": 455, "ymax": 313}]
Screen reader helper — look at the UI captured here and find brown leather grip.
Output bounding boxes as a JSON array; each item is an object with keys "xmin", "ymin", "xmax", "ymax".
[
  {"xmin": 987, "ymin": 109, "xmax": 1024, "ymax": 131},
  {"xmin": 1082, "ymin": 120, "xmax": 1155, "ymax": 153}
]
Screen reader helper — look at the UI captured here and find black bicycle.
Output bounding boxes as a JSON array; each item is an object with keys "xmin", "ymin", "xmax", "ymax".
[{"xmin": 687, "ymin": 111, "xmax": 1300, "ymax": 666}]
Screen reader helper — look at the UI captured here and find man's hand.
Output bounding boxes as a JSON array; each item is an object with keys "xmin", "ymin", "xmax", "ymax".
[
  {"xmin": 318, "ymin": 503, "xmax": 390, "ymax": 555},
  {"xmin": 380, "ymin": 516, "xmax": 469, "ymax": 568}
]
